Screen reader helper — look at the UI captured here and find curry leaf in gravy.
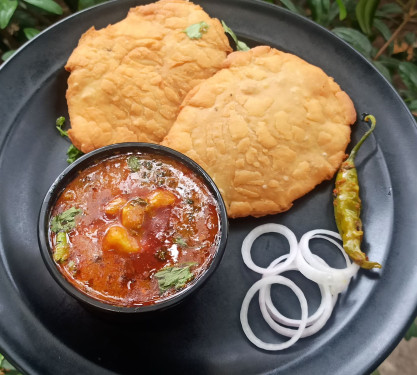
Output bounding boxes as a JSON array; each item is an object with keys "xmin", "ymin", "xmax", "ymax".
[
  {"xmin": 127, "ymin": 156, "xmax": 141, "ymax": 172},
  {"xmin": 155, "ymin": 263, "xmax": 196, "ymax": 293},
  {"xmin": 184, "ymin": 21, "xmax": 209, "ymax": 39},
  {"xmin": 50, "ymin": 207, "xmax": 83, "ymax": 233}
]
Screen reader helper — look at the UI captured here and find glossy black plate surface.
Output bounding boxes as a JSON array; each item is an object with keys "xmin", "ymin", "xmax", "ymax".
[{"xmin": 0, "ymin": 0, "xmax": 416, "ymax": 374}]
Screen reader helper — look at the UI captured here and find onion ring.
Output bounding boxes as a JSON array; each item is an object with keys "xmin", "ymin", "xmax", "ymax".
[
  {"xmin": 296, "ymin": 229, "xmax": 359, "ymax": 294},
  {"xmin": 240, "ymin": 225, "xmax": 359, "ymax": 350},
  {"xmin": 261, "ymin": 257, "xmax": 328, "ymax": 325},
  {"xmin": 259, "ymin": 257, "xmax": 334, "ymax": 338},
  {"xmin": 240, "ymin": 275, "xmax": 308, "ymax": 351},
  {"xmin": 241, "ymin": 224, "xmax": 298, "ymax": 275}
]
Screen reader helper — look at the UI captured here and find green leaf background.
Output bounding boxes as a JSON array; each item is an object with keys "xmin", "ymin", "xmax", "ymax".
[{"xmin": 0, "ymin": 0, "xmax": 18, "ymax": 29}]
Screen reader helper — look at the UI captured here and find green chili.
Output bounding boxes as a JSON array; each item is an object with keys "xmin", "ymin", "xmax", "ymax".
[{"xmin": 333, "ymin": 114, "xmax": 381, "ymax": 270}]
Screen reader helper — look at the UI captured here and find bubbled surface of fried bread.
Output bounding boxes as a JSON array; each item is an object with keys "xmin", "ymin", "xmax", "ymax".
[
  {"xmin": 162, "ymin": 46, "xmax": 356, "ymax": 218},
  {"xmin": 65, "ymin": 0, "xmax": 231, "ymax": 153}
]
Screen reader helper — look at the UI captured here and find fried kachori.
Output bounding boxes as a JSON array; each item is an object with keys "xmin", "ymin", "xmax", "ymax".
[
  {"xmin": 162, "ymin": 46, "xmax": 356, "ymax": 218},
  {"xmin": 65, "ymin": 0, "xmax": 231, "ymax": 153}
]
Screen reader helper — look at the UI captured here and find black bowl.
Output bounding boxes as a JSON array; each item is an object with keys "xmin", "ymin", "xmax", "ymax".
[{"xmin": 38, "ymin": 142, "xmax": 229, "ymax": 315}]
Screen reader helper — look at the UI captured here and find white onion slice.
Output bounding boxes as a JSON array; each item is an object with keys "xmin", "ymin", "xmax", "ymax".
[
  {"xmin": 240, "ymin": 225, "xmax": 359, "ymax": 350},
  {"xmin": 258, "ymin": 257, "xmax": 334, "ymax": 338},
  {"xmin": 297, "ymin": 229, "xmax": 359, "ymax": 294},
  {"xmin": 241, "ymin": 224, "xmax": 299, "ymax": 276},
  {"xmin": 261, "ymin": 256, "xmax": 331, "ymax": 327},
  {"xmin": 240, "ymin": 275, "xmax": 308, "ymax": 351},
  {"xmin": 299, "ymin": 230, "xmax": 354, "ymax": 272}
]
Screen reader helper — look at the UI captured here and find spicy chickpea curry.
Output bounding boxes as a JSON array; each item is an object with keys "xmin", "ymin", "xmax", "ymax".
[{"xmin": 49, "ymin": 152, "xmax": 221, "ymax": 307}]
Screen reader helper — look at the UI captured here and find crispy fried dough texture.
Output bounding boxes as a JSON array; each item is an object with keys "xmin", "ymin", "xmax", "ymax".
[
  {"xmin": 65, "ymin": 0, "xmax": 232, "ymax": 153},
  {"xmin": 162, "ymin": 46, "xmax": 356, "ymax": 218}
]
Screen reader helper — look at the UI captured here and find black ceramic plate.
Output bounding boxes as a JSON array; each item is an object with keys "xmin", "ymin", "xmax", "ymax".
[{"xmin": 0, "ymin": 0, "xmax": 416, "ymax": 374}]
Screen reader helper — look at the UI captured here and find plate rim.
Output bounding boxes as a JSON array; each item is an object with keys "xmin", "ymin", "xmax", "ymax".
[{"xmin": 0, "ymin": 1, "xmax": 416, "ymax": 374}]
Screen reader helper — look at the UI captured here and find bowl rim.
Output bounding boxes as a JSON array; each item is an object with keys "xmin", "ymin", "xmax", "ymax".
[{"xmin": 38, "ymin": 142, "xmax": 229, "ymax": 314}]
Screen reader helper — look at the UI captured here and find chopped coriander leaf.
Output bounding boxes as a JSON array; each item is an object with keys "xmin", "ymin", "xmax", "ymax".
[
  {"xmin": 56, "ymin": 116, "xmax": 68, "ymax": 137},
  {"xmin": 55, "ymin": 116, "xmax": 84, "ymax": 164},
  {"xmin": 154, "ymin": 263, "xmax": 196, "ymax": 293},
  {"xmin": 67, "ymin": 144, "xmax": 83, "ymax": 164},
  {"xmin": 184, "ymin": 21, "xmax": 209, "ymax": 39},
  {"xmin": 54, "ymin": 231, "xmax": 69, "ymax": 262},
  {"xmin": 50, "ymin": 207, "xmax": 83, "ymax": 233},
  {"xmin": 221, "ymin": 21, "xmax": 250, "ymax": 51},
  {"xmin": 127, "ymin": 156, "xmax": 141, "ymax": 172},
  {"xmin": 174, "ymin": 236, "xmax": 188, "ymax": 247}
]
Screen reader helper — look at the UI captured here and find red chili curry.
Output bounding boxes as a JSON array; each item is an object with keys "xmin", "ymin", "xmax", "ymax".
[{"xmin": 49, "ymin": 152, "xmax": 220, "ymax": 307}]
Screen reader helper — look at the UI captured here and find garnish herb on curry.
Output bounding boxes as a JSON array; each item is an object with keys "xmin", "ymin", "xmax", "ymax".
[{"xmin": 49, "ymin": 152, "xmax": 221, "ymax": 307}]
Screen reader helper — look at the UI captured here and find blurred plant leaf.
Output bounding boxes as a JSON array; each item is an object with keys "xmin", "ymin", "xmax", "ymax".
[
  {"xmin": 373, "ymin": 18, "xmax": 391, "ymax": 41},
  {"xmin": 404, "ymin": 319, "xmax": 417, "ymax": 340},
  {"xmin": 404, "ymin": 32, "xmax": 415, "ymax": 46},
  {"xmin": 335, "ymin": 0, "xmax": 347, "ymax": 20},
  {"xmin": 375, "ymin": 2, "xmax": 402, "ymax": 18},
  {"xmin": 398, "ymin": 62, "xmax": 417, "ymax": 95},
  {"xmin": 407, "ymin": 100, "xmax": 417, "ymax": 115},
  {"xmin": 373, "ymin": 60, "xmax": 391, "ymax": 81},
  {"xmin": 0, "ymin": 356, "xmax": 23, "ymax": 374},
  {"xmin": 377, "ymin": 55, "xmax": 400, "ymax": 71},
  {"xmin": 23, "ymin": 27, "xmax": 40, "ymax": 39},
  {"xmin": 279, "ymin": 0, "xmax": 303, "ymax": 14},
  {"xmin": 78, "ymin": 0, "xmax": 107, "ymax": 11},
  {"xmin": 328, "ymin": 1, "xmax": 341, "ymax": 23},
  {"xmin": 356, "ymin": 0, "xmax": 380, "ymax": 36},
  {"xmin": 332, "ymin": 27, "xmax": 372, "ymax": 57},
  {"xmin": 1, "ymin": 49, "xmax": 15, "ymax": 61},
  {"xmin": 0, "ymin": 0, "xmax": 18, "ymax": 29},
  {"xmin": 309, "ymin": 0, "xmax": 329, "ymax": 25},
  {"xmin": 12, "ymin": 9, "xmax": 38, "ymax": 27},
  {"xmin": 23, "ymin": 0, "xmax": 63, "ymax": 15}
]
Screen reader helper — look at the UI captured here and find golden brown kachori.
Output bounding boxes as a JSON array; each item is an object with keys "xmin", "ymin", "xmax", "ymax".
[
  {"xmin": 65, "ymin": 0, "xmax": 231, "ymax": 153},
  {"xmin": 162, "ymin": 46, "xmax": 356, "ymax": 218}
]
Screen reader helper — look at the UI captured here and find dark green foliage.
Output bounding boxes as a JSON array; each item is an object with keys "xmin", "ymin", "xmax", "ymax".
[
  {"xmin": 0, "ymin": 353, "xmax": 23, "ymax": 374},
  {"xmin": 0, "ymin": 0, "xmax": 105, "ymax": 61},
  {"xmin": 271, "ymin": 0, "xmax": 417, "ymax": 117},
  {"xmin": 404, "ymin": 319, "xmax": 417, "ymax": 340}
]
